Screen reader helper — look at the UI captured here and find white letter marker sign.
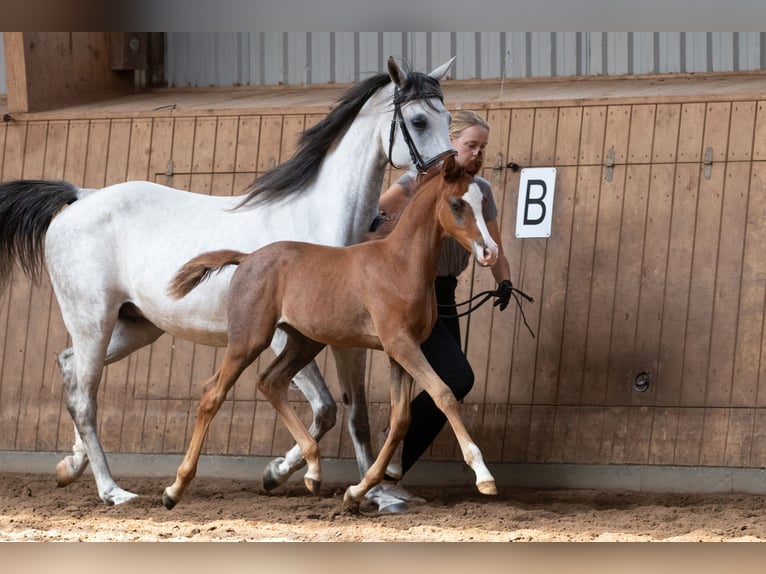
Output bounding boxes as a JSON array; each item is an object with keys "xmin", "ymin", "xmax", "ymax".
[{"xmin": 516, "ymin": 167, "xmax": 556, "ymax": 238}]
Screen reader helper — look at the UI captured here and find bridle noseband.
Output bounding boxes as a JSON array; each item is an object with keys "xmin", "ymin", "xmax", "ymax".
[{"xmin": 388, "ymin": 86, "xmax": 457, "ymax": 173}]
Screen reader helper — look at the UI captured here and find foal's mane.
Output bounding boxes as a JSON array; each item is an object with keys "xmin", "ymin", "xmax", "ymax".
[{"xmin": 236, "ymin": 66, "xmax": 445, "ymax": 209}]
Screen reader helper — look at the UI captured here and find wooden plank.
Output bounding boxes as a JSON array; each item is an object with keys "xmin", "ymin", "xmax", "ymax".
[
  {"xmin": 556, "ymin": 165, "xmax": 602, "ymax": 404},
  {"xmin": 648, "ymin": 407, "xmax": 679, "ymax": 465},
  {"xmin": 477, "ymin": 403, "xmax": 508, "ymax": 461},
  {"xmin": 526, "ymin": 405, "xmax": 555, "ymax": 462},
  {"xmin": 0, "ymin": 121, "xmax": 29, "ymax": 449},
  {"xmin": 598, "ymin": 406, "xmax": 629, "ymax": 464},
  {"xmin": 167, "ymin": 117, "xmax": 196, "ymax": 190},
  {"xmin": 727, "ymin": 101, "xmax": 756, "ymax": 162},
  {"xmin": 707, "ymin": 162, "xmax": 750, "ymax": 406},
  {"xmin": 578, "ymin": 106, "xmax": 607, "ymax": 165},
  {"xmin": 681, "ymin": 103, "xmax": 730, "ymax": 406},
  {"xmin": 160, "ymin": 399, "xmax": 191, "ymax": 453},
  {"xmin": 63, "ymin": 120, "xmax": 90, "ymax": 185},
  {"xmin": 652, "ymin": 104, "xmax": 681, "ymax": 163},
  {"xmin": 607, "ymin": 165, "xmax": 651, "ymax": 404},
  {"xmin": 502, "ymin": 404, "xmax": 531, "ymax": 461},
  {"xmin": 126, "ymin": 118, "xmax": 153, "ymax": 180},
  {"xmin": 279, "ymin": 115, "xmax": 305, "ymax": 163},
  {"xmin": 624, "ymin": 406, "xmax": 653, "ymax": 464},
  {"xmin": 749, "ymin": 408, "xmax": 766, "ymax": 467},
  {"xmin": 257, "ymin": 116, "xmax": 284, "ymax": 173},
  {"xmin": 104, "ymin": 119, "xmax": 131, "ymax": 185},
  {"xmin": 476, "ymin": 109, "xmax": 513, "ymax": 406},
  {"xmin": 676, "ymin": 103, "xmax": 706, "ymax": 163},
  {"xmin": 35, "ymin": 122, "xmax": 72, "ymax": 451},
  {"xmin": 213, "ymin": 117, "xmax": 239, "ymax": 173},
  {"xmin": 234, "ymin": 116, "xmax": 262, "ymax": 173},
  {"xmin": 506, "ymin": 109, "xmax": 534, "ymax": 167},
  {"xmin": 632, "ymin": 162, "xmax": 673, "ymax": 400},
  {"xmin": 753, "ymin": 102, "xmax": 766, "ymax": 162},
  {"xmin": 724, "ymin": 408, "xmax": 754, "ymax": 467},
  {"xmin": 522, "ymin": 167, "xmax": 576, "ymax": 405},
  {"xmin": 698, "ymin": 408, "xmax": 729, "ymax": 466},
  {"xmin": 83, "ymin": 119, "xmax": 110, "ymax": 188},
  {"xmin": 147, "ymin": 118, "xmax": 174, "ymax": 184},
  {"xmin": 573, "ymin": 406, "xmax": 605, "ymax": 463},
  {"xmin": 673, "ymin": 407, "xmax": 705, "ymax": 465},
  {"xmin": 226, "ymin": 400, "xmax": 256, "ymax": 455},
  {"xmin": 548, "ymin": 405, "xmax": 579, "ymax": 463},
  {"xmin": 250, "ymin": 398, "xmax": 279, "ymax": 455},
  {"xmin": 530, "ymin": 108, "xmax": 558, "ymax": 166},
  {"xmin": 42, "ymin": 121, "xmax": 69, "ymax": 180},
  {"xmin": 655, "ymin": 164, "xmax": 699, "ymax": 405},
  {"xmin": 13, "ymin": 121, "xmax": 49, "ymax": 451}
]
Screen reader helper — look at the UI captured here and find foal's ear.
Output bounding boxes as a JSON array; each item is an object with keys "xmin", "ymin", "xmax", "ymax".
[
  {"xmin": 387, "ymin": 56, "xmax": 406, "ymax": 88},
  {"xmin": 441, "ymin": 153, "xmax": 464, "ymax": 182},
  {"xmin": 428, "ymin": 57, "xmax": 456, "ymax": 81},
  {"xmin": 464, "ymin": 152, "xmax": 483, "ymax": 177}
]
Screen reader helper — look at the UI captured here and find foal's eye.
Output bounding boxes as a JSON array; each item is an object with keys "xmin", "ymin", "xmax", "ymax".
[
  {"xmin": 410, "ymin": 114, "xmax": 428, "ymax": 130},
  {"xmin": 449, "ymin": 198, "xmax": 465, "ymax": 214}
]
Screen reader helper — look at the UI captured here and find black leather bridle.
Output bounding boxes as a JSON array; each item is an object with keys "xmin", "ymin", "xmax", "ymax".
[{"xmin": 387, "ymin": 86, "xmax": 457, "ymax": 173}]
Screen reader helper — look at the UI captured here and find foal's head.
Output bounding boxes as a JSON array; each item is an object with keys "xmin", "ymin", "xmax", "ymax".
[{"xmin": 431, "ymin": 154, "xmax": 499, "ymax": 267}]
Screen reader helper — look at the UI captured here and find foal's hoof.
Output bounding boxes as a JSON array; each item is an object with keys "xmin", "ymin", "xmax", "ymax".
[
  {"xmin": 55, "ymin": 457, "xmax": 86, "ymax": 487},
  {"xmin": 162, "ymin": 489, "xmax": 178, "ymax": 510},
  {"xmin": 304, "ymin": 477, "xmax": 322, "ymax": 496},
  {"xmin": 262, "ymin": 457, "xmax": 289, "ymax": 491},
  {"xmin": 477, "ymin": 481, "xmax": 498, "ymax": 496}
]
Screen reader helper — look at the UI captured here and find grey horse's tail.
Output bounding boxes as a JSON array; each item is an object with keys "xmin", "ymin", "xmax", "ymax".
[
  {"xmin": 168, "ymin": 249, "xmax": 248, "ymax": 300},
  {"xmin": 0, "ymin": 179, "xmax": 80, "ymax": 292}
]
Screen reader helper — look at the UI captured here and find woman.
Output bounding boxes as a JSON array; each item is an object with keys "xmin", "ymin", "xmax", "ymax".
[{"xmin": 374, "ymin": 110, "xmax": 513, "ymax": 503}]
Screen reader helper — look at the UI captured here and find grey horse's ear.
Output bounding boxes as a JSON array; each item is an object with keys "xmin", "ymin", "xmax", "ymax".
[
  {"xmin": 428, "ymin": 57, "xmax": 456, "ymax": 80},
  {"xmin": 387, "ymin": 56, "xmax": 406, "ymax": 88}
]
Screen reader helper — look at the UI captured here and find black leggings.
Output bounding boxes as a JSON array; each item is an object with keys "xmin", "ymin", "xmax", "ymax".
[{"xmin": 400, "ymin": 275, "xmax": 474, "ymax": 476}]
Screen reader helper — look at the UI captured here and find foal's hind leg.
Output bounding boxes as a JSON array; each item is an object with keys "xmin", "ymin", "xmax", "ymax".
[
  {"xmin": 257, "ymin": 330, "xmax": 326, "ymax": 495},
  {"xmin": 261, "ymin": 329, "xmax": 338, "ymax": 491},
  {"xmin": 163, "ymin": 342, "xmax": 261, "ymax": 509},
  {"xmin": 344, "ymin": 359, "xmax": 415, "ymax": 511}
]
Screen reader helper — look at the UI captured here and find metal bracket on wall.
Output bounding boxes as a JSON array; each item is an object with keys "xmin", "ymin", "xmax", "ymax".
[
  {"xmin": 165, "ymin": 159, "xmax": 175, "ymax": 185},
  {"xmin": 703, "ymin": 147, "xmax": 714, "ymax": 180},
  {"xmin": 605, "ymin": 146, "xmax": 615, "ymax": 182}
]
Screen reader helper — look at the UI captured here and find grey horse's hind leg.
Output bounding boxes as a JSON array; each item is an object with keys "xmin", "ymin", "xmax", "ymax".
[
  {"xmin": 261, "ymin": 328, "xmax": 337, "ymax": 491},
  {"xmin": 56, "ymin": 314, "xmax": 162, "ymax": 503}
]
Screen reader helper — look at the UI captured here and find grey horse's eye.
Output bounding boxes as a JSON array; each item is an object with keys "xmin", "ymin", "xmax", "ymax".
[{"xmin": 410, "ymin": 114, "xmax": 427, "ymax": 130}]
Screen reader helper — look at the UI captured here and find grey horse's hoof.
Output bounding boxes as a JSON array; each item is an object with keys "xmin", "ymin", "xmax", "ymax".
[{"xmin": 262, "ymin": 458, "xmax": 289, "ymax": 491}]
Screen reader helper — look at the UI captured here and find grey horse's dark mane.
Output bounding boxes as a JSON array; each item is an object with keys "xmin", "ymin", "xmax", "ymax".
[{"xmin": 236, "ymin": 66, "xmax": 445, "ymax": 209}]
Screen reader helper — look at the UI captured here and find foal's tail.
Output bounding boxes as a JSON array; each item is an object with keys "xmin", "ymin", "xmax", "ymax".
[
  {"xmin": 168, "ymin": 249, "xmax": 248, "ymax": 299},
  {"xmin": 0, "ymin": 179, "xmax": 80, "ymax": 292}
]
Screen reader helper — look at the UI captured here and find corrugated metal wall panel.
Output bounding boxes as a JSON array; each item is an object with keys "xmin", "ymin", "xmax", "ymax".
[{"xmin": 164, "ymin": 32, "xmax": 765, "ymax": 88}]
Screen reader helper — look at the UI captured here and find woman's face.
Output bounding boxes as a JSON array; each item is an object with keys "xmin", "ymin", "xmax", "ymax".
[{"xmin": 450, "ymin": 124, "xmax": 489, "ymax": 168}]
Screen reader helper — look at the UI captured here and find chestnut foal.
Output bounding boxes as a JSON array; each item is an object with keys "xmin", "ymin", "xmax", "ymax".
[{"xmin": 163, "ymin": 155, "xmax": 499, "ymax": 511}]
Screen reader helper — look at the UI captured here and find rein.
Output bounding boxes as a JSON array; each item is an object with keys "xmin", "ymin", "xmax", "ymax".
[
  {"xmin": 438, "ymin": 284, "xmax": 537, "ymax": 338},
  {"xmin": 388, "ymin": 86, "xmax": 457, "ymax": 173}
]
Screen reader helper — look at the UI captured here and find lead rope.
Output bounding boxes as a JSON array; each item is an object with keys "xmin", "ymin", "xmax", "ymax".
[{"xmin": 438, "ymin": 284, "xmax": 536, "ymax": 338}]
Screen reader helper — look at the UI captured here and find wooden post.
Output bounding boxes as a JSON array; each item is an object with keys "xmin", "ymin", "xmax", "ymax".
[{"xmin": 2, "ymin": 32, "xmax": 138, "ymax": 114}]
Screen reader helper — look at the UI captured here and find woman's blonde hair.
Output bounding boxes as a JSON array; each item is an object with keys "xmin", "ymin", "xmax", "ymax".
[{"xmin": 449, "ymin": 110, "xmax": 489, "ymax": 139}]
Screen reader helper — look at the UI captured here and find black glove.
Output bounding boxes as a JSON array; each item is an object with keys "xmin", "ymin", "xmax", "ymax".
[{"xmin": 493, "ymin": 279, "xmax": 514, "ymax": 311}]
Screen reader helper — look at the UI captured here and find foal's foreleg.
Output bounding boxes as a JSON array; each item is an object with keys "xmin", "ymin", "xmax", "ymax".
[
  {"xmin": 343, "ymin": 359, "xmax": 414, "ymax": 511},
  {"xmin": 163, "ymin": 347, "xmax": 254, "ymax": 509},
  {"xmin": 394, "ymin": 347, "xmax": 497, "ymax": 496}
]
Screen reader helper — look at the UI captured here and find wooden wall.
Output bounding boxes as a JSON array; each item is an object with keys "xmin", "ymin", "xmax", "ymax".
[{"xmin": 1, "ymin": 81, "xmax": 765, "ymax": 472}]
